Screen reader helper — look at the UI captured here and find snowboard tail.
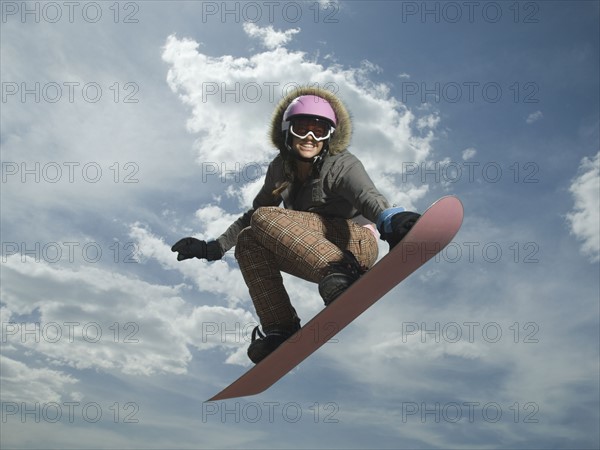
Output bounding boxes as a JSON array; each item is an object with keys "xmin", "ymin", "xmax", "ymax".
[{"xmin": 208, "ymin": 196, "xmax": 464, "ymax": 401}]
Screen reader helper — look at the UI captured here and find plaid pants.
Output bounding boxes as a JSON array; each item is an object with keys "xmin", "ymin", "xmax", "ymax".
[{"xmin": 234, "ymin": 207, "xmax": 379, "ymax": 333}]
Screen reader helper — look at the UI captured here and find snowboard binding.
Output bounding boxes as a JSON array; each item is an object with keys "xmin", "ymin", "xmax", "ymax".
[
  {"xmin": 318, "ymin": 250, "xmax": 367, "ymax": 306},
  {"xmin": 247, "ymin": 322, "xmax": 301, "ymax": 364}
]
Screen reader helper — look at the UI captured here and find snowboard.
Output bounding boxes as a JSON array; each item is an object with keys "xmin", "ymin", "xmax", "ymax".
[{"xmin": 208, "ymin": 195, "xmax": 464, "ymax": 401}]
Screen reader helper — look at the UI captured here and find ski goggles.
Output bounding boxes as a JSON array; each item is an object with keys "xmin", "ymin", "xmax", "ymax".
[{"xmin": 289, "ymin": 117, "xmax": 334, "ymax": 141}]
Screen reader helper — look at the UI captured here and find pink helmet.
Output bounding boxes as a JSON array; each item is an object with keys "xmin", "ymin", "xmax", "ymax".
[{"xmin": 281, "ymin": 95, "xmax": 337, "ymax": 133}]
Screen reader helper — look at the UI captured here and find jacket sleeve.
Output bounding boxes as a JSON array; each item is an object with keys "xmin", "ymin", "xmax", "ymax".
[
  {"xmin": 215, "ymin": 157, "xmax": 283, "ymax": 253},
  {"xmin": 330, "ymin": 154, "xmax": 390, "ymax": 223}
]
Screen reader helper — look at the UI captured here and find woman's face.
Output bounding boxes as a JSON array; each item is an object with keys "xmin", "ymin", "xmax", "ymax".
[{"xmin": 292, "ymin": 135, "xmax": 324, "ymax": 160}]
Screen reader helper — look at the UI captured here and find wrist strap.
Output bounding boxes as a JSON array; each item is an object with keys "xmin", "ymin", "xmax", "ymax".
[
  {"xmin": 376, "ymin": 206, "xmax": 405, "ymax": 234},
  {"xmin": 206, "ymin": 241, "xmax": 224, "ymax": 261}
]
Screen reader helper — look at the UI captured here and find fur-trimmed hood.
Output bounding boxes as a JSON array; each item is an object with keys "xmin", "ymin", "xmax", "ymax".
[{"xmin": 269, "ymin": 86, "xmax": 352, "ymax": 156}]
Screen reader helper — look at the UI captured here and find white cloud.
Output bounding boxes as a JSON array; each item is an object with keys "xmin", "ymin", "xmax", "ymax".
[
  {"xmin": 193, "ymin": 205, "xmax": 243, "ymax": 240},
  {"xmin": 416, "ymin": 112, "xmax": 440, "ymax": 130},
  {"xmin": 226, "ymin": 173, "xmax": 266, "ymax": 210},
  {"xmin": 318, "ymin": 0, "xmax": 340, "ymax": 7},
  {"xmin": 462, "ymin": 147, "xmax": 477, "ymax": 160},
  {"xmin": 0, "ymin": 355, "xmax": 79, "ymax": 404},
  {"xmin": 566, "ymin": 152, "xmax": 600, "ymax": 262},
  {"xmin": 128, "ymin": 223, "xmax": 250, "ymax": 307},
  {"xmin": 0, "ymin": 20, "xmax": 202, "ymax": 248},
  {"xmin": 242, "ymin": 22, "xmax": 300, "ymax": 50},
  {"xmin": 0, "ymin": 253, "xmax": 258, "ymax": 376},
  {"xmin": 372, "ymin": 329, "xmax": 487, "ymax": 361},
  {"xmin": 526, "ymin": 110, "xmax": 543, "ymax": 124}
]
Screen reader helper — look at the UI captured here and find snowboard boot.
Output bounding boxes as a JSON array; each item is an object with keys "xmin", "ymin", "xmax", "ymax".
[
  {"xmin": 318, "ymin": 250, "xmax": 367, "ymax": 306},
  {"xmin": 247, "ymin": 321, "xmax": 301, "ymax": 364}
]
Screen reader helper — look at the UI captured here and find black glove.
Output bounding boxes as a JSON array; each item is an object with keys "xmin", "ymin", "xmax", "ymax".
[
  {"xmin": 379, "ymin": 211, "xmax": 421, "ymax": 250},
  {"xmin": 171, "ymin": 238, "xmax": 223, "ymax": 261}
]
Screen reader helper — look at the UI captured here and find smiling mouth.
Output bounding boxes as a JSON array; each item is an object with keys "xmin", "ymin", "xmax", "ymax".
[{"xmin": 299, "ymin": 143, "xmax": 317, "ymax": 151}]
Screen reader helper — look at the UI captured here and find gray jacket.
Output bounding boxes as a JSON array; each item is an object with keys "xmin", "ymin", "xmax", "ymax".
[
  {"xmin": 216, "ymin": 151, "xmax": 390, "ymax": 252},
  {"xmin": 215, "ymin": 86, "xmax": 391, "ymax": 253}
]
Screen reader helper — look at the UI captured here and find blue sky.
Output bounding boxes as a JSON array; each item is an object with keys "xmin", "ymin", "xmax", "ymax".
[{"xmin": 1, "ymin": 1, "xmax": 599, "ymax": 448}]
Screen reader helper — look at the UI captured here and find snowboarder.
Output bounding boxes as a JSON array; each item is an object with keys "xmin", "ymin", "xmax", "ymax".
[{"xmin": 172, "ymin": 86, "xmax": 420, "ymax": 364}]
